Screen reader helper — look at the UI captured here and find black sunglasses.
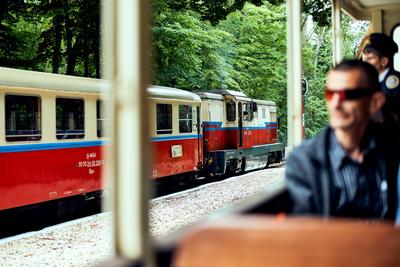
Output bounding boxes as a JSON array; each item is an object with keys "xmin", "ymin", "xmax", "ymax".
[{"xmin": 325, "ymin": 88, "xmax": 374, "ymax": 101}]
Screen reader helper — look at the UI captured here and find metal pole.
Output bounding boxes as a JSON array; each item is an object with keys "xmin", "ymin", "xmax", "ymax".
[
  {"xmin": 332, "ymin": 0, "xmax": 342, "ymax": 65},
  {"xmin": 286, "ymin": 0, "xmax": 303, "ymax": 153},
  {"xmin": 102, "ymin": 0, "xmax": 151, "ymax": 263}
]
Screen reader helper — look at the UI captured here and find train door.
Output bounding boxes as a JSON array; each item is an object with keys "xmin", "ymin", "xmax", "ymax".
[
  {"xmin": 196, "ymin": 105, "xmax": 202, "ymax": 168},
  {"xmin": 224, "ymin": 95, "xmax": 238, "ymax": 149},
  {"xmin": 238, "ymin": 102, "xmax": 243, "ymax": 147}
]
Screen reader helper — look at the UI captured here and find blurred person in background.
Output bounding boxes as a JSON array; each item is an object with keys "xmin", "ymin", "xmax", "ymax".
[{"xmin": 362, "ymin": 33, "xmax": 400, "ymax": 122}]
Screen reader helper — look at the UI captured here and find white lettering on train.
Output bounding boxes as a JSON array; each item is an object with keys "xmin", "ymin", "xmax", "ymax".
[{"xmin": 77, "ymin": 151, "xmax": 104, "ymax": 175}]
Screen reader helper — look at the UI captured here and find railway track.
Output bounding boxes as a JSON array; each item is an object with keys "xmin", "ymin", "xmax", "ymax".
[
  {"xmin": 154, "ymin": 161, "xmax": 286, "ymax": 197},
  {"xmin": 0, "ymin": 166, "xmax": 285, "ymax": 266}
]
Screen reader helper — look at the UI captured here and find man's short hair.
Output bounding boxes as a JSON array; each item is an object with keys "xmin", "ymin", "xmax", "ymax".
[{"xmin": 332, "ymin": 60, "xmax": 380, "ymax": 92}]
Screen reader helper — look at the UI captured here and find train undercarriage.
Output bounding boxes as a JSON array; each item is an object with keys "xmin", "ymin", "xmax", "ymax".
[{"xmin": 204, "ymin": 143, "xmax": 285, "ymax": 176}]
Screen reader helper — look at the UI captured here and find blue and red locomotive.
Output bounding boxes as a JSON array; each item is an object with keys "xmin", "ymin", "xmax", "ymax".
[{"xmin": 149, "ymin": 86, "xmax": 284, "ymax": 180}]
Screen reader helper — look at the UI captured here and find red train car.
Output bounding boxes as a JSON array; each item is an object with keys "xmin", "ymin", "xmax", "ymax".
[
  {"xmin": 0, "ymin": 68, "xmax": 107, "ymax": 213},
  {"xmin": 0, "ymin": 72, "xmax": 283, "ymax": 218}
]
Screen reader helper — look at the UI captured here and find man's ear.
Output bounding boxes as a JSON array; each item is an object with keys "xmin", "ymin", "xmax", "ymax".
[
  {"xmin": 381, "ymin": 57, "xmax": 389, "ymax": 69},
  {"xmin": 369, "ymin": 91, "xmax": 386, "ymax": 115}
]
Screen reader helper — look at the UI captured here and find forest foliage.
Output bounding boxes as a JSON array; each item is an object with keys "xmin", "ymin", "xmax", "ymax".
[{"xmin": 0, "ymin": 0, "xmax": 367, "ymax": 142}]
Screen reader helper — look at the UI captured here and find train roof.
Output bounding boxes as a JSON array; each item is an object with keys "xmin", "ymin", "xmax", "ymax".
[
  {"xmin": 147, "ymin": 85, "xmax": 201, "ymax": 102},
  {"xmin": 0, "ymin": 67, "xmax": 109, "ymax": 93},
  {"xmin": 195, "ymin": 92, "xmax": 224, "ymax": 100},
  {"xmin": 207, "ymin": 89, "xmax": 248, "ymax": 97},
  {"xmin": 254, "ymin": 99, "xmax": 276, "ymax": 106},
  {"xmin": 197, "ymin": 90, "xmax": 275, "ymax": 105},
  {"xmin": 205, "ymin": 89, "xmax": 252, "ymax": 101}
]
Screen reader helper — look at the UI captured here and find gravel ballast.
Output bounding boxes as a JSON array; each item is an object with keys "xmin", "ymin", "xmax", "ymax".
[{"xmin": 0, "ymin": 166, "xmax": 285, "ymax": 266}]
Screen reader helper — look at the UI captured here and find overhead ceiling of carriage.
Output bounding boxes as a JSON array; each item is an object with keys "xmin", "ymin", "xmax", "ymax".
[
  {"xmin": 359, "ymin": 0, "xmax": 400, "ymax": 6},
  {"xmin": 340, "ymin": 0, "xmax": 400, "ymax": 20}
]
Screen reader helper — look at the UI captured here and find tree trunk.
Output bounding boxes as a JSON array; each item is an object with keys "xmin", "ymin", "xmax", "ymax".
[
  {"xmin": 83, "ymin": 30, "xmax": 89, "ymax": 77},
  {"xmin": 313, "ymin": 27, "xmax": 327, "ymax": 72},
  {"xmin": 93, "ymin": 12, "xmax": 100, "ymax": 78},
  {"xmin": 68, "ymin": 34, "xmax": 82, "ymax": 75},
  {"xmin": 63, "ymin": 0, "xmax": 75, "ymax": 75},
  {"xmin": 52, "ymin": 16, "xmax": 63, "ymax": 73}
]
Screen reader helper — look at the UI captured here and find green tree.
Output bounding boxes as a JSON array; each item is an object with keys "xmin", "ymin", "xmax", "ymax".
[
  {"xmin": 218, "ymin": 3, "xmax": 287, "ymax": 140},
  {"xmin": 152, "ymin": 7, "xmax": 238, "ymax": 90},
  {"xmin": 30, "ymin": 0, "xmax": 100, "ymax": 77},
  {"xmin": 161, "ymin": 0, "xmax": 265, "ymax": 26},
  {"xmin": 303, "ymin": 0, "xmax": 331, "ymax": 27},
  {"xmin": 302, "ymin": 14, "xmax": 369, "ymax": 138},
  {"xmin": 0, "ymin": 0, "xmax": 100, "ymax": 77},
  {"xmin": 0, "ymin": 0, "xmax": 32, "ymax": 68}
]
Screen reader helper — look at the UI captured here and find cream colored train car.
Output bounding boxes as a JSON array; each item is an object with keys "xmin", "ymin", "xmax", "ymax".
[
  {"xmin": 0, "ymin": 67, "xmax": 107, "ymax": 215},
  {"xmin": 148, "ymin": 85, "xmax": 202, "ymax": 179}
]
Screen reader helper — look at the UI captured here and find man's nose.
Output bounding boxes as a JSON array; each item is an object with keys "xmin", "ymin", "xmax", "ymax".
[{"xmin": 330, "ymin": 93, "xmax": 343, "ymax": 108}]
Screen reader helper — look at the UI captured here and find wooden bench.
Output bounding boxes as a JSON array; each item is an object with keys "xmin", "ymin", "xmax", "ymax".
[{"xmin": 173, "ymin": 215, "xmax": 400, "ymax": 267}]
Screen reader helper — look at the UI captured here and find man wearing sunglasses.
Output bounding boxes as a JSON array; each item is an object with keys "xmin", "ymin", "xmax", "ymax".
[{"xmin": 285, "ymin": 60, "xmax": 399, "ymax": 220}]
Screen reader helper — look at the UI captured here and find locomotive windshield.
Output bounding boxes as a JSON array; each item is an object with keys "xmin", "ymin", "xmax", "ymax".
[{"xmin": 226, "ymin": 100, "xmax": 236, "ymax": 122}]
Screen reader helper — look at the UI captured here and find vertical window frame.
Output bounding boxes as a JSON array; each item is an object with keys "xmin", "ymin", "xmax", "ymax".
[
  {"xmin": 392, "ymin": 24, "xmax": 400, "ymax": 72},
  {"xmin": 97, "ymin": 99, "xmax": 107, "ymax": 138}
]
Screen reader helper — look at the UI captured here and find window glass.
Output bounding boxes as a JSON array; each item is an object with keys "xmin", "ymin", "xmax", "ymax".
[
  {"xmin": 5, "ymin": 95, "xmax": 41, "ymax": 142},
  {"xmin": 97, "ymin": 100, "xmax": 107, "ymax": 137},
  {"xmin": 242, "ymin": 102, "xmax": 252, "ymax": 121},
  {"xmin": 157, "ymin": 103, "xmax": 172, "ymax": 134},
  {"xmin": 179, "ymin": 105, "xmax": 192, "ymax": 133},
  {"xmin": 56, "ymin": 98, "xmax": 84, "ymax": 139},
  {"xmin": 252, "ymin": 103, "xmax": 258, "ymax": 119},
  {"xmin": 262, "ymin": 108, "xmax": 266, "ymax": 119},
  {"xmin": 226, "ymin": 100, "xmax": 236, "ymax": 122},
  {"xmin": 271, "ymin": 112, "xmax": 277, "ymax": 122}
]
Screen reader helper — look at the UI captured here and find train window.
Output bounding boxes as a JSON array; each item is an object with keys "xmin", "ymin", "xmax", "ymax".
[
  {"xmin": 262, "ymin": 108, "xmax": 266, "ymax": 119},
  {"xmin": 179, "ymin": 105, "xmax": 193, "ymax": 133},
  {"xmin": 226, "ymin": 100, "xmax": 236, "ymax": 122},
  {"xmin": 271, "ymin": 112, "xmax": 277, "ymax": 122},
  {"xmin": 242, "ymin": 103, "xmax": 253, "ymax": 121},
  {"xmin": 97, "ymin": 100, "xmax": 107, "ymax": 137},
  {"xmin": 5, "ymin": 95, "xmax": 41, "ymax": 142},
  {"xmin": 56, "ymin": 98, "xmax": 84, "ymax": 139},
  {"xmin": 157, "ymin": 103, "xmax": 172, "ymax": 134}
]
